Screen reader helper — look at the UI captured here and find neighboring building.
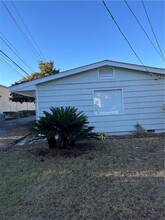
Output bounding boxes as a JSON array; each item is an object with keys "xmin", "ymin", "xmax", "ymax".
[
  {"xmin": 10, "ymin": 60, "xmax": 165, "ymax": 134},
  {"xmin": 0, "ymin": 84, "xmax": 35, "ymax": 113}
]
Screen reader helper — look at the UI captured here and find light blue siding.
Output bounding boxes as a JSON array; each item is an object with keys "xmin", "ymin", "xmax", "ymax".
[{"xmin": 37, "ymin": 67, "xmax": 165, "ymax": 134}]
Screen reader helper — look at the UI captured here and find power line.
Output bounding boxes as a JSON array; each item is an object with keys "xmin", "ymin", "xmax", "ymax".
[
  {"xmin": 1, "ymin": 0, "xmax": 44, "ymax": 61},
  {"xmin": 0, "ymin": 50, "xmax": 30, "ymax": 76},
  {"xmin": 141, "ymin": 0, "xmax": 165, "ymax": 60},
  {"xmin": 124, "ymin": 0, "xmax": 165, "ymax": 61},
  {"xmin": 0, "ymin": 32, "xmax": 35, "ymax": 72},
  {"xmin": 1, "ymin": 0, "xmax": 43, "ymax": 61},
  {"xmin": 11, "ymin": 0, "xmax": 46, "ymax": 61},
  {"xmin": 101, "ymin": 0, "xmax": 153, "ymax": 76},
  {"xmin": 0, "ymin": 54, "xmax": 25, "ymax": 78}
]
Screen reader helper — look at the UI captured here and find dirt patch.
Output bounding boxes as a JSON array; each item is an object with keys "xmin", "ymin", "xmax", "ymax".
[
  {"xmin": 108, "ymin": 132, "xmax": 165, "ymax": 140},
  {"xmin": 29, "ymin": 141, "xmax": 95, "ymax": 160}
]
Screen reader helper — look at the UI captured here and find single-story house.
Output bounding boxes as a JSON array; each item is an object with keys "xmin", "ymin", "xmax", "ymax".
[{"xmin": 9, "ymin": 60, "xmax": 165, "ymax": 135}]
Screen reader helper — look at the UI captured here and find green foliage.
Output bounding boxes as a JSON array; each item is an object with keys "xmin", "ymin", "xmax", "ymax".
[
  {"xmin": 18, "ymin": 110, "xmax": 36, "ymax": 117},
  {"xmin": 133, "ymin": 123, "xmax": 146, "ymax": 136},
  {"xmin": 32, "ymin": 107, "xmax": 95, "ymax": 148},
  {"xmin": 38, "ymin": 61, "xmax": 59, "ymax": 75},
  {"xmin": 3, "ymin": 111, "xmax": 18, "ymax": 119},
  {"xmin": 3, "ymin": 110, "xmax": 35, "ymax": 120},
  {"xmin": 9, "ymin": 93, "xmax": 35, "ymax": 103},
  {"xmin": 32, "ymin": 111, "xmax": 57, "ymax": 148},
  {"xmin": 98, "ymin": 131, "xmax": 108, "ymax": 140},
  {"xmin": 11, "ymin": 61, "xmax": 59, "ymax": 103},
  {"xmin": 14, "ymin": 61, "xmax": 59, "ymax": 85},
  {"xmin": 134, "ymin": 123, "xmax": 145, "ymax": 132}
]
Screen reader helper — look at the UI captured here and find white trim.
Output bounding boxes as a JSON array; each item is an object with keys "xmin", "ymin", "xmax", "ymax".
[
  {"xmin": 35, "ymin": 85, "xmax": 39, "ymax": 120},
  {"xmin": 10, "ymin": 84, "xmax": 35, "ymax": 93},
  {"xmin": 9, "ymin": 60, "xmax": 165, "ymax": 94},
  {"xmin": 93, "ymin": 88, "xmax": 124, "ymax": 116},
  {"xmin": 121, "ymin": 88, "xmax": 124, "ymax": 114}
]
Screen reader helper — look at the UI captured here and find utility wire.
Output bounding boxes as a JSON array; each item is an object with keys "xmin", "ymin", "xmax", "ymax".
[
  {"xmin": 0, "ymin": 32, "xmax": 35, "ymax": 72},
  {"xmin": 1, "ymin": 0, "xmax": 44, "ymax": 61},
  {"xmin": 0, "ymin": 50, "xmax": 30, "ymax": 76},
  {"xmin": 0, "ymin": 54, "xmax": 25, "ymax": 78},
  {"xmin": 141, "ymin": 0, "xmax": 165, "ymax": 60},
  {"xmin": 124, "ymin": 0, "xmax": 165, "ymax": 61},
  {"xmin": 11, "ymin": 0, "xmax": 46, "ymax": 61},
  {"xmin": 101, "ymin": 0, "xmax": 153, "ymax": 75}
]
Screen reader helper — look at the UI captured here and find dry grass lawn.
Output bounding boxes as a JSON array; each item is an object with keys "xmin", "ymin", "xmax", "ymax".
[{"xmin": 0, "ymin": 137, "xmax": 164, "ymax": 220}]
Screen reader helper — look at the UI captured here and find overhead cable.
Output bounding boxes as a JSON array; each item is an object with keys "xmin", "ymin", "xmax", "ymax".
[
  {"xmin": 0, "ymin": 32, "xmax": 35, "ymax": 72},
  {"xmin": 141, "ymin": 0, "xmax": 165, "ymax": 60},
  {"xmin": 101, "ymin": 0, "xmax": 153, "ymax": 76},
  {"xmin": 11, "ymin": 0, "xmax": 46, "ymax": 61},
  {"xmin": 1, "ymin": 0, "xmax": 44, "ymax": 61},
  {"xmin": 124, "ymin": 0, "xmax": 165, "ymax": 61},
  {"xmin": 0, "ymin": 54, "xmax": 25, "ymax": 78},
  {"xmin": 0, "ymin": 50, "xmax": 30, "ymax": 76}
]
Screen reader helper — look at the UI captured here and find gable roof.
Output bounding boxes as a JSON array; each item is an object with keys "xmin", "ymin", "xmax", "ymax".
[{"xmin": 9, "ymin": 60, "xmax": 165, "ymax": 96}]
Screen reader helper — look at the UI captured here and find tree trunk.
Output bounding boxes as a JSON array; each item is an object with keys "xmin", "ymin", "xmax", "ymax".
[{"xmin": 48, "ymin": 137, "xmax": 57, "ymax": 148}]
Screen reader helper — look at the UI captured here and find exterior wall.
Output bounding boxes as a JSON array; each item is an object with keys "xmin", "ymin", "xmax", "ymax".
[
  {"xmin": 0, "ymin": 85, "xmax": 35, "ymax": 113},
  {"xmin": 37, "ymin": 68, "xmax": 165, "ymax": 134}
]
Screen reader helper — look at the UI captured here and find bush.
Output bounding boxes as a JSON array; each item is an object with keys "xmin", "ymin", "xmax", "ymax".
[
  {"xmin": 132, "ymin": 123, "xmax": 146, "ymax": 137},
  {"xmin": 3, "ymin": 111, "xmax": 19, "ymax": 120},
  {"xmin": 3, "ymin": 110, "xmax": 35, "ymax": 119},
  {"xmin": 18, "ymin": 110, "xmax": 36, "ymax": 117},
  {"xmin": 98, "ymin": 131, "xmax": 108, "ymax": 140},
  {"xmin": 32, "ymin": 106, "xmax": 96, "ymax": 148}
]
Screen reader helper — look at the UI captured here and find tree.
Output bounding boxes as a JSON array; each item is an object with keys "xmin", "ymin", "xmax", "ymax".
[
  {"xmin": 39, "ymin": 61, "xmax": 59, "ymax": 75},
  {"xmin": 20, "ymin": 61, "xmax": 59, "ymax": 83},
  {"xmin": 9, "ymin": 93, "xmax": 35, "ymax": 104},
  {"xmin": 10, "ymin": 61, "xmax": 59, "ymax": 103}
]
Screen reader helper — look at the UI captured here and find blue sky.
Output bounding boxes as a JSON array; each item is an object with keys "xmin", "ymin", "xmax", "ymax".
[{"xmin": 0, "ymin": 0, "xmax": 164, "ymax": 87}]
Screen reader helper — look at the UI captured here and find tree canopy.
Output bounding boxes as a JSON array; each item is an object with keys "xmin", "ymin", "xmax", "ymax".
[
  {"xmin": 9, "ymin": 93, "xmax": 35, "ymax": 104},
  {"xmin": 14, "ymin": 61, "xmax": 59, "ymax": 84},
  {"xmin": 10, "ymin": 61, "xmax": 59, "ymax": 103}
]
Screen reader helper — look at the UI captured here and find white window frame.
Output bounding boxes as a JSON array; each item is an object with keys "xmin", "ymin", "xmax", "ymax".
[
  {"xmin": 93, "ymin": 88, "xmax": 124, "ymax": 116},
  {"xmin": 98, "ymin": 67, "xmax": 115, "ymax": 79}
]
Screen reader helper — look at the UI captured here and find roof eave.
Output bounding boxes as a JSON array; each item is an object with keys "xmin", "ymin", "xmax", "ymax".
[
  {"xmin": 9, "ymin": 60, "xmax": 165, "ymax": 93},
  {"xmin": 9, "ymin": 84, "xmax": 36, "ymax": 93}
]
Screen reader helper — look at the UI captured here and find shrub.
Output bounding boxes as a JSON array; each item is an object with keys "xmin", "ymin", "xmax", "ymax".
[
  {"xmin": 134, "ymin": 123, "xmax": 145, "ymax": 133},
  {"xmin": 132, "ymin": 123, "xmax": 146, "ymax": 137},
  {"xmin": 18, "ymin": 110, "xmax": 36, "ymax": 117},
  {"xmin": 3, "ymin": 110, "xmax": 35, "ymax": 119},
  {"xmin": 98, "ymin": 131, "xmax": 108, "ymax": 140},
  {"xmin": 3, "ymin": 111, "xmax": 19, "ymax": 120},
  {"xmin": 32, "ymin": 111, "xmax": 57, "ymax": 148},
  {"xmin": 32, "ymin": 106, "xmax": 96, "ymax": 148}
]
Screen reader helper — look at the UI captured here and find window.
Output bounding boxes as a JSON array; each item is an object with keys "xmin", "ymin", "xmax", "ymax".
[
  {"xmin": 98, "ymin": 67, "xmax": 114, "ymax": 79},
  {"xmin": 93, "ymin": 89, "xmax": 123, "ymax": 115}
]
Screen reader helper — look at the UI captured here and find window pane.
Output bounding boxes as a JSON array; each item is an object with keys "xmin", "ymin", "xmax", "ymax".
[{"xmin": 94, "ymin": 89, "xmax": 123, "ymax": 115}]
